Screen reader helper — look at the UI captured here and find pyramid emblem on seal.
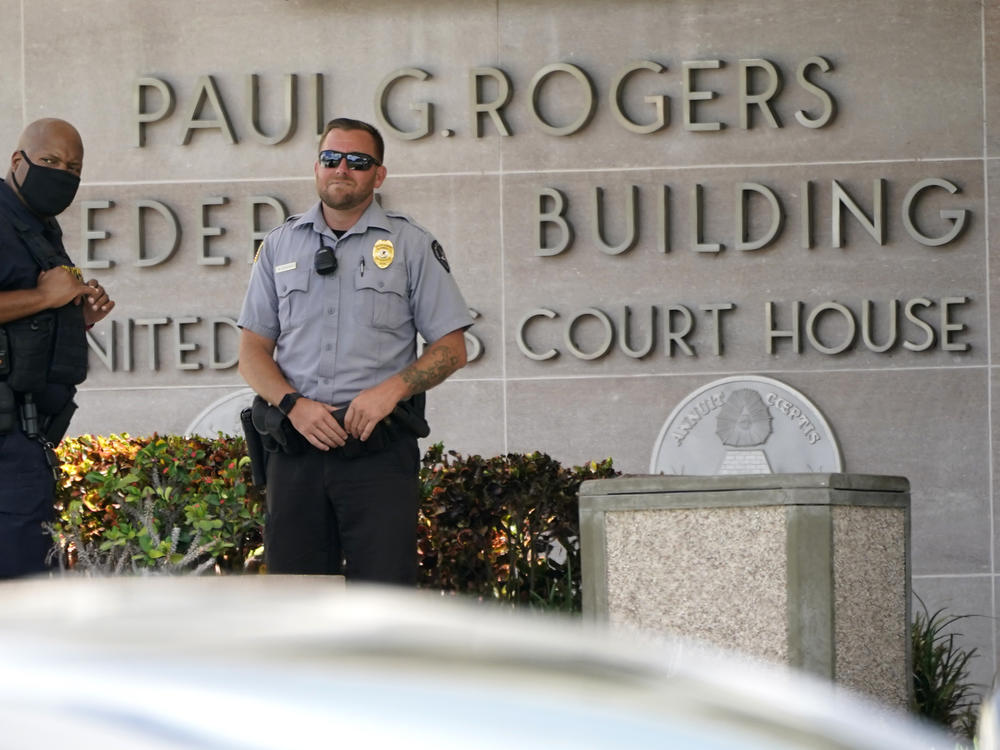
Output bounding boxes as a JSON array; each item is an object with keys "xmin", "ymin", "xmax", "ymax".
[{"xmin": 714, "ymin": 388, "xmax": 773, "ymax": 474}]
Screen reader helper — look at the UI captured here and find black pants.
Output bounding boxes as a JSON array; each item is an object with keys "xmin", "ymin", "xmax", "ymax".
[
  {"xmin": 0, "ymin": 429, "xmax": 54, "ymax": 579},
  {"xmin": 264, "ymin": 436, "xmax": 420, "ymax": 584}
]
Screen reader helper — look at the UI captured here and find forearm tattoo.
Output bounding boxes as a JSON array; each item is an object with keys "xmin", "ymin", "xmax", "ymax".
[{"xmin": 401, "ymin": 341, "xmax": 461, "ymax": 394}]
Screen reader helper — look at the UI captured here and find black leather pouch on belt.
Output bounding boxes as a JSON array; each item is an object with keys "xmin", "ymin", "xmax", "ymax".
[
  {"xmin": 387, "ymin": 394, "xmax": 430, "ymax": 438},
  {"xmin": 240, "ymin": 406, "xmax": 268, "ymax": 486},
  {"xmin": 250, "ymin": 395, "xmax": 307, "ymax": 455},
  {"xmin": 0, "ymin": 382, "xmax": 16, "ymax": 435},
  {"xmin": 48, "ymin": 304, "xmax": 89, "ymax": 386},
  {"xmin": 5, "ymin": 313, "xmax": 55, "ymax": 393}
]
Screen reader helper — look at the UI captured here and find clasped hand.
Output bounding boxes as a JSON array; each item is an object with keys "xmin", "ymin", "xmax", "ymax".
[
  {"xmin": 37, "ymin": 267, "xmax": 115, "ymax": 325},
  {"xmin": 287, "ymin": 385, "xmax": 398, "ymax": 452}
]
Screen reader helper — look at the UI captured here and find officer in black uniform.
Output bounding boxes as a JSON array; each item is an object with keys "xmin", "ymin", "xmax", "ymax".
[
  {"xmin": 0, "ymin": 118, "xmax": 115, "ymax": 578},
  {"xmin": 238, "ymin": 117, "xmax": 472, "ymax": 584}
]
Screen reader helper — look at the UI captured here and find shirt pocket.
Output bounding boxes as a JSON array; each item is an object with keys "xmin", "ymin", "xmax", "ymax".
[
  {"xmin": 275, "ymin": 267, "xmax": 311, "ymax": 329},
  {"xmin": 354, "ymin": 266, "xmax": 411, "ymax": 330}
]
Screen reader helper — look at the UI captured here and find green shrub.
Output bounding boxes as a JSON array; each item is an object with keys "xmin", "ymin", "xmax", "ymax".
[
  {"xmin": 51, "ymin": 435, "xmax": 618, "ymax": 612},
  {"xmin": 911, "ymin": 595, "xmax": 982, "ymax": 740},
  {"xmin": 51, "ymin": 434, "xmax": 265, "ymax": 574},
  {"xmin": 417, "ymin": 443, "xmax": 618, "ymax": 611}
]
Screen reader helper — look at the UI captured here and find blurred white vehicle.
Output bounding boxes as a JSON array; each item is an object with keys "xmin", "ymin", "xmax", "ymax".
[
  {"xmin": 0, "ymin": 577, "xmax": 955, "ymax": 750},
  {"xmin": 976, "ymin": 678, "xmax": 999, "ymax": 749}
]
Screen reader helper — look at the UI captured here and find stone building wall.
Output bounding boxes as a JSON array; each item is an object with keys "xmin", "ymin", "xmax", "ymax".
[{"xmin": 3, "ymin": 0, "xmax": 996, "ymax": 690}]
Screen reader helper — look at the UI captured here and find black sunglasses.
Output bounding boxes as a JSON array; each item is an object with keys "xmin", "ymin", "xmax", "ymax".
[{"xmin": 318, "ymin": 149, "xmax": 381, "ymax": 171}]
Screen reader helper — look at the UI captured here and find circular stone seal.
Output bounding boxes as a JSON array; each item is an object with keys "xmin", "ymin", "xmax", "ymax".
[
  {"xmin": 649, "ymin": 376, "xmax": 842, "ymax": 476},
  {"xmin": 184, "ymin": 388, "xmax": 256, "ymax": 438}
]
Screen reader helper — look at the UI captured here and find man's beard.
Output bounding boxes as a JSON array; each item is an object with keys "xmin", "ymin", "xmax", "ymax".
[{"xmin": 319, "ymin": 180, "xmax": 369, "ymax": 211}]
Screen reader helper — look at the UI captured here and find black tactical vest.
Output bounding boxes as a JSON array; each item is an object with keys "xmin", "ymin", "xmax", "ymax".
[{"xmin": 0, "ymin": 212, "xmax": 88, "ymax": 393}]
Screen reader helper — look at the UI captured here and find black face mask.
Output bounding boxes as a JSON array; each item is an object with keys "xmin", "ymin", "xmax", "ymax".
[{"xmin": 12, "ymin": 150, "xmax": 80, "ymax": 217}]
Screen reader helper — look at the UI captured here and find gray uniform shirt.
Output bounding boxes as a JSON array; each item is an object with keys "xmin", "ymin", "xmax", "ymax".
[{"xmin": 238, "ymin": 200, "xmax": 473, "ymax": 406}]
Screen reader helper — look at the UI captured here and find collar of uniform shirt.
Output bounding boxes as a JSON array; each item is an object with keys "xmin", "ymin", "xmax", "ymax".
[
  {"xmin": 293, "ymin": 199, "xmax": 393, "ymax": 242},
  {"xmin": 0, "ymin": 177, "xmax": 61, "ymax": 237}
]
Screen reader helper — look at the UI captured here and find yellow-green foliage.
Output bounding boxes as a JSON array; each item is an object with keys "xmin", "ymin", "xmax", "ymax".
[
  {"xmin": 52, "ymin": 434, "xmax": 265, "ymax": 574},
  {"xmin": 51, "ymin": 436, "xmax": 619, "ymax": 612}
]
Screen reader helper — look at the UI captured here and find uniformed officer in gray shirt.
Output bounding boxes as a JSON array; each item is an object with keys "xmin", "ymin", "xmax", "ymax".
[{"xmin": 238, "ymin": 117, "xmax": 472, "ymax": 584}]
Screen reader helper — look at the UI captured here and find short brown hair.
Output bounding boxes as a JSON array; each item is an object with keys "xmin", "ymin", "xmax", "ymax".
[{"xmin": 319, "ymin": 118, "xmax": 384, "ymax": 163}]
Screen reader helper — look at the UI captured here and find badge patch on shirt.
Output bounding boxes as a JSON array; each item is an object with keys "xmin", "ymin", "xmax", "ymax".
[
  {"xmin": 373, "ymin": 239, "xmax": 394, "ymax": 269},
  {"xmin": 276, "ymin": 262, "xmax": 297, "ymax": 273},
  {"xmin": 431, "ymin": 240, "xmax": 450, "ymax": 273}
]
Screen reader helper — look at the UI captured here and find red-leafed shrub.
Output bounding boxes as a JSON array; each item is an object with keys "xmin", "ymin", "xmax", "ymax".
[
  {"xmin": 417, "ymin": 443, "xmax": 618, "ymax": 611},
  {"xmin": 51, "ymin": 435, "xmax": 619, "ymax": 611}
]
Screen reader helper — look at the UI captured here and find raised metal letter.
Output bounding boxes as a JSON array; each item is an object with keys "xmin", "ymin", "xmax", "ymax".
[
  {"xmin": 861, "ymin": 299, "xmax": 898, "ymax": 353},
  {"xmin": 249, "ymin": 196, "xmax": 288, "ymax": 260},
  {"xmin": 135, "ymin": 199, "xmax": 180, "ymax": 267},
  {"xmin": 738, "ymin": 59, "xmax": 781, "ymax": 129},
  {"xmin": 664, "ymin": 305, "xmax": 695, "ymax": 356},
  {"xmin": 470, "ymin": 67, "xmax": 512, "ymax": 137},
  {"xmin": 682, "ymin": 60, "xmax": 723, "ymax": 131},
  {"xmin": 179, "ymin": 75, "xmax": 237, "ymax": 145},
  {"xmin": 198, "ymin": 196, "xmax": 229, "ymax": 266},
  {"xmin": 375, "ymin": 68, "xmax": 433, "ymax": 141},
  {"xmin": 80, "ymin": 200, "xmax": 114, "ymax": 270},
  {"xmin": 691, "ymin": 184, "xmax": 722, "ymax": 253},
  {"xmin": 736, "ymin": 182, "xmax": 782, "ymax": 251},
  {"xmin": 940, "ymin": 297, "xmax": 970, "ymax": 352},
  {"xmin": 700, "ymin": 303, "xmax": 735, "ymax": 356},
  {"xmin": 903, "ymin": 298, "xmax": 935, "ymax": 352},
  {"xmin": 565, "ymin": 308, "xmax": 614, "ymax": 360},
  {"xmin": 805, "ymin": 302, "xmax": 856, "ymax": 355},
  {"xmin": 464, "ymin": 309, "xmax": 484, "ymax": 363},
  {"xmin": 134, "ymin": 317, "xmax": 169, "ymax": 371},
  {"xmin": 610, "ymin": 61, "xmax": 667, "ymax": 134},
  {"xmin": 795, "ymin": 57, "xmax": 836, "ymax": 129},
  {"xmin": 528, "ymin": 63, "xmax": 596, "ymax": 136},
  {"xmin": 591, "ymin": 186, "xmax": 638, "ymax": 255},
  {"xmin": 800, "ymin": 180, "xmax": 813, "ymax": 249},
  {"xmin": 246, "ymin": 73, "xmax": 297, "ymax": 145},
  {"xmin": 310, "ymin": 73, "xmax": 326, "ymax": 138},
  {"xmin": 518, "ymin": 308, "xmax": 559, "ymax": 360},
  {"xmin": 536, "ymin": 188, "xmax": 573, "ymax": 256},
  {"xmin": 658, "ymin": 184, "xmax": 671, "ymax": 253},
  {"xmin": 619, "ymin": 305, "xmax": 654, "ymax": 358},
  {"xmin": 902, "ymin": 178, "xmax": 968, "ymax": 247},
  {"xmin": 209, "ymin": 317, "xmax": 240, "ymax": 370},
  {"xmin": 174, "ymin": 317, "xmax": 202, "ymax": 371},
  {"xmin": 766, "ymin": 301, "xmax": 801, "ymax": 354},
  {"xmin": 832, "ymin": 179, "xmax": 885, "ymax": 247},
  {"xmin": 134, "ymin": 77, "xmax": 175, "ymax": 147}
]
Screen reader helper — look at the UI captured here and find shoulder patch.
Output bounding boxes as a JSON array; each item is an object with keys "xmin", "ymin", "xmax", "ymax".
[
  {"xmin": 431, "ymin": 240, "xmax": 450, "ymax": 273},
  {"xmin": 383, "ymin": 209, "xmax": 415, "ymax": 222}
]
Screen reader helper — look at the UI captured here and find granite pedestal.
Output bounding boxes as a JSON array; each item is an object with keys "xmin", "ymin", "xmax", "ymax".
[{"xmin": 579, "ymin": 474, "xmax": 911, "ymax": 706}]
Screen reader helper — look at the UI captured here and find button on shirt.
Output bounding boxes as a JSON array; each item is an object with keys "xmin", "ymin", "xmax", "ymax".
[{"xmin": 238, "ymin": 200, "xmax": 473, "ymax": 406}]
